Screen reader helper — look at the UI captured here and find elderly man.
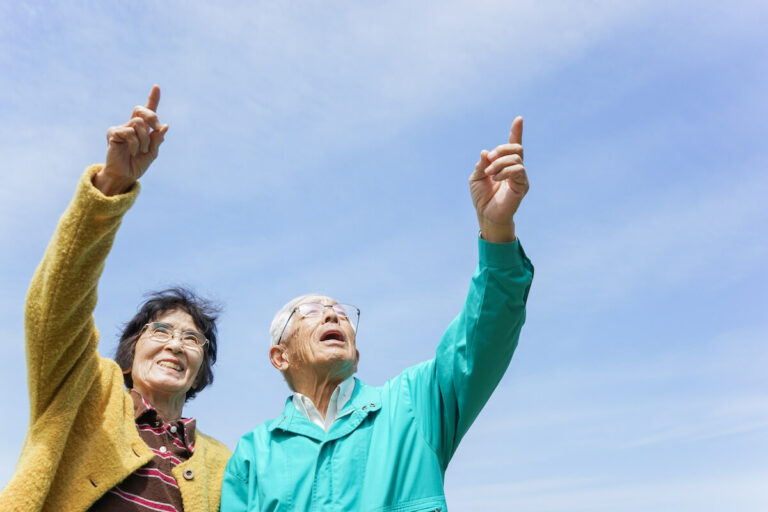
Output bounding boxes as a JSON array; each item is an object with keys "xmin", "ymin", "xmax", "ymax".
[{"xmin": 220, "ymin": 118, "xmax": 534, "ymax": 512}]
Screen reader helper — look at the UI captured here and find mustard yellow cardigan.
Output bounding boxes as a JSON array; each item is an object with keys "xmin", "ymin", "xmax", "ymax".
[{"xmin": 0, "ymin": 166, "xmax": 231, "ymax": 512}]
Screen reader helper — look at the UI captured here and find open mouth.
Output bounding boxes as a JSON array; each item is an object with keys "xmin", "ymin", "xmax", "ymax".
[
  {"xmin": 319, "ymin": 329, "xmax": 345, "ymax": 343},
  {"xmin": 157, "ymin": 360, "xmax": 184, "ymax": 372}
]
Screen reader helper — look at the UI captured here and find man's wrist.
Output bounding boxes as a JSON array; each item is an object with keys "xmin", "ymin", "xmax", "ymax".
[{"xmin": 478, "ymin": 219, "xmax": 516, "ymax": 243}]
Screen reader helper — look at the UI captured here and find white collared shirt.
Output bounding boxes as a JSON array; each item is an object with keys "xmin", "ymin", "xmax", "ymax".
[{"xmin": 292, "ymin": 377, "xmax": 355, "ymax": 431}]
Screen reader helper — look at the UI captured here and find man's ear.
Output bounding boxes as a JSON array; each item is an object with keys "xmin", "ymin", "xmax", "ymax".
[{"xmin": 270, "ymin": 345, "xmax": 289, "ymax": 371}]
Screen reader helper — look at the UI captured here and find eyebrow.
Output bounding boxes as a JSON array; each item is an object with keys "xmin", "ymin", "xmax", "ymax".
[{"xmin": 152, "ymin": 321, "xmax": 202, "ymax": 332}]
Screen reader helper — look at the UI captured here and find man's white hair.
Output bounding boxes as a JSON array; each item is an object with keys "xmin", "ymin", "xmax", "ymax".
[{"xmin": 269, "ymin": 293, "xmax": 323, "ymax": 346}]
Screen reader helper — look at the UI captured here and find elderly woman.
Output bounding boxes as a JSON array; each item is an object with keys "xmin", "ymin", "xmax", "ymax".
[
  {"xmin": 1, "ymin": 86, "xmax": 231, "ymax": 511},
  {"xmin": 221, "ymin": 118, "xmax": 534, "ymax": 511}
]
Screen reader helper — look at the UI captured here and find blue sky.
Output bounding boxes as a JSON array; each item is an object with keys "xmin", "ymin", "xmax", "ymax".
[{"xmin": 1, "ymin": 1, "xmax": 767, "ymax": 510}]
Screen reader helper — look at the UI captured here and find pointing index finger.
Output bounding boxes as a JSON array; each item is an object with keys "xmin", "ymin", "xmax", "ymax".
[
  {"xmin": 145, "ymin": 85, "xmax": 161, "ymax": 112},
  {"xmin": 508, "ymin": 116, "xmax": 523, "ymax": 145}
]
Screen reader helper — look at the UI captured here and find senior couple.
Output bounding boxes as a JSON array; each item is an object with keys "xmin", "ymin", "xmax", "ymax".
[{"xmin": 1, "ymin": 86, "xmax": 533, "ymax": 512}]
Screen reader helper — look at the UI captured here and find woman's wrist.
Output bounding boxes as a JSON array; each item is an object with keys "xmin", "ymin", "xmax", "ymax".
[{"xmin": 92, "ymin": 166, "xmax": 136, "ymax": 196}]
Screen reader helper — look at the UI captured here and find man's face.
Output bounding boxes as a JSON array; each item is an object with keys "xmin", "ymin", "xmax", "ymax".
[{"xmin": 278, "ymin": 296, "xmax": 359, "ymax": 381}]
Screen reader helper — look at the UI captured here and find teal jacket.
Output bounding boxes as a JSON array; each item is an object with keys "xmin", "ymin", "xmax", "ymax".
[{"xmin": 221, "ymin": 238, "xmax": 533, "ymax": 512}]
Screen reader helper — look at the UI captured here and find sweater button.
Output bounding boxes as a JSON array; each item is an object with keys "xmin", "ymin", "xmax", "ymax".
[{"xmin": 183, "ymin": 469, "xmax": 194, "ymax": 480}]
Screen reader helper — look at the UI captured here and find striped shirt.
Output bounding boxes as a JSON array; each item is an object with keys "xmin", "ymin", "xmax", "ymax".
[{"xmin": 88, "ymin": 390, "xmax": 196, "ymax": 512}]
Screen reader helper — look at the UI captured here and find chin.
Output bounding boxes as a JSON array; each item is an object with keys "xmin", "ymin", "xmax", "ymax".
[
  {"xmin": 323, "ymin": 352, "xmax": 353, "ymax": 363},
  {"xmin": 328, "ymin": 356, "xmax": 356, "ymax": 373},
  {"xmin": 148, "ymin": 378, "xmax": 192, "ymax": 395}
]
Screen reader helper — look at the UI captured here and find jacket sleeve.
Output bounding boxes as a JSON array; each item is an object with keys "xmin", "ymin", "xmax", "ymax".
[
  {"xmin": 404, "ymin": 236, "xmax": 533, "ymax": 469},
  {"xmin": 25, "ymin": 165, "xmax": 139, "ymax": 419},
  {"xmin": 220, "ymin": 443, "xmax": 252, "ymax": 512}
]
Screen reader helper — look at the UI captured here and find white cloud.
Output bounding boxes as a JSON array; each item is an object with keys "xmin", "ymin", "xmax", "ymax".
[{"xmin": 172, "ymin": 1, "xmax": 653, "ymax": 135}]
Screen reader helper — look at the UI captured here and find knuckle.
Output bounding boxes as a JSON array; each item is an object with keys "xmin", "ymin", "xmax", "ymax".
[{"xmin": 132, "ymin": 107, "xmax": 158, "ymax": 122}]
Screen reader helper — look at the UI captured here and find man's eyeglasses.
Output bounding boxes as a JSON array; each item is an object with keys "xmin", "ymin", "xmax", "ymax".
[
  {"xmin": 141, "ymin": 322, "xmax": 208, "ymax": 350},
  {"xmin": 277, "ymin": 303, "xmax": 360, "ymax": 345}
]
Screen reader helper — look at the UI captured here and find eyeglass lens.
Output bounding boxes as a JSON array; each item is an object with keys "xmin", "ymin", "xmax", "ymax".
[
  {"xmin": 296, "ymin": 303, "xmax": 359, "ymax": 330},
  {"xmin": 147, "ymin": 322, "xmax": 206, "ymax": 347},
  {"xmin": 298, "ymin": 303, "xmax": 352, "ymax": 317}
]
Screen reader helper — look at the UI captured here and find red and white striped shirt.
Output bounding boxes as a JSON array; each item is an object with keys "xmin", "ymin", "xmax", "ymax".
[{"xmin": 88, "ymin": 390, "xmax": 196, "ymax": 512}]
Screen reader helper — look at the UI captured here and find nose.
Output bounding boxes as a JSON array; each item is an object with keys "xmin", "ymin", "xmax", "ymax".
[
  {"xmin": 165, "ymin": 333, "xmax": 185, "ymax": 352},
  {"xmin": 322, "ymin": 305, "xmax": 339, "ymax": 324}
]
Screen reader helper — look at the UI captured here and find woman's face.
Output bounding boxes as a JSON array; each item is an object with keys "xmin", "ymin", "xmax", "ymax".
[{"xmin": 130, "ymin": 309, "xmax": 205, "ymax": 399}]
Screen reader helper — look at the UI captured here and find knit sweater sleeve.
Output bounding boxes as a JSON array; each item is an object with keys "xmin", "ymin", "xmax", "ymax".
[{"xmin": 25, "ymin": 165, "xmax": 139, "ymax": 419}]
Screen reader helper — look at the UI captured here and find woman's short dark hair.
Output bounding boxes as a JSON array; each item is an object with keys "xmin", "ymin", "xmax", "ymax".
[{"xmin": 114, "ymin": 287, "xmax": 222, "ymax": 402}]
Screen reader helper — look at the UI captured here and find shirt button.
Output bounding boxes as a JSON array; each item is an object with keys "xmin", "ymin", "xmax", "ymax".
[
  {"xmin": 183, "ymin": 469, "xmax": 194, "ymax": 480},
  {"xmin": 170, "ymin": 426, "xmax": 178, "ymax": 434},
  {"xmin": 159, "ymin": 446, "xmax": 167, "ymax": 453}
]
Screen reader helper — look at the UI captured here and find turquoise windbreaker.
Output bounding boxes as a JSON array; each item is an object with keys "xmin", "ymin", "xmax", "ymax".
[{"xmin": 221, "ymin": 238, "xmax": 533, "ymax": 511}]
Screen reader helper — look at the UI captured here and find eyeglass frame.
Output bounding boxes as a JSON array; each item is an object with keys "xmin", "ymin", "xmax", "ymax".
[
  {"xmin": 140, "ymin": 321, "xmax": 209, "ymax": 350},
  {"xmin": 276, "ymin": 302, "xmax": 360, "ymax": 345}
]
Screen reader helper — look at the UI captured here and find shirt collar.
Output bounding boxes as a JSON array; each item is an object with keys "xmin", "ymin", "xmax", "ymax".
[
  {"xmin": 129, "ymin": 389, "xmax": 197, "ymax": 451},
  {"xmin": 292, "ymin": 376, "xmax": 355, "ymax": 431}
]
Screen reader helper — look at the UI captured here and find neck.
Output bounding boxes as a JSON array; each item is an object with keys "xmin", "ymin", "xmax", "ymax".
[
  {"xmin": 291, "ymin": 373, "xmax": 349, "ymax": 418},
  {"xmin": 134, "ymin": 387, "xmax": 186, "ymax": 423}
]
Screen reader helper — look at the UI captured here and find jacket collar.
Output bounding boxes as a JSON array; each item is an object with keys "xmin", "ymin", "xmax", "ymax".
[{"xmin": 267, "ymin": 378, "xmax": 382, "ymax": 442}]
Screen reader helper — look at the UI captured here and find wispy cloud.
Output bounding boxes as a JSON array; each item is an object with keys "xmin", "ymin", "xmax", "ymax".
[
  {"xmin": 531, "ymin": 166, "xmax": 768, "ymax": 309},
  {"xmin": 446, "ymin": 472, "xmax": 768, "ymax": 512},
  {"xmin": 0, "ymin": 2, "xmax": 658, "ymax": 192},
  {"xmin": 445, "ymin": 322, "xmax": 768, "ymax": 498}
]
